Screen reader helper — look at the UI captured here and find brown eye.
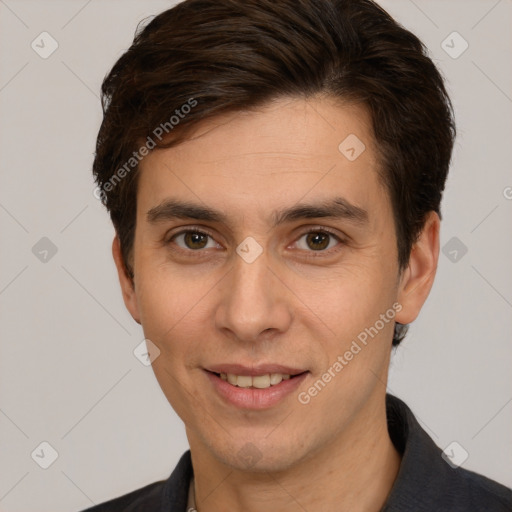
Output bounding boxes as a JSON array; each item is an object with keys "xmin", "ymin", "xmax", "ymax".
[
  {"xmin": 295, "ymin": 230, "xmax": 341, "ymax": 252},
  {"xmin": 184, "ymin": 232, "xmax": 208, "ymax": 249},
  {"xmin": 171, "ymin": 231, "xmax": 217, "ymax": 250},
  {"xmin": 306, "ymin": 232, "xmax": 329, "ymax": 250}
]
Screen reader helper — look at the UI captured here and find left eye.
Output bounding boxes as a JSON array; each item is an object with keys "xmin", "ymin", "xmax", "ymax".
[{"xmin": 295, "ymin": 231, "xmax": 340, "ymax": 251}]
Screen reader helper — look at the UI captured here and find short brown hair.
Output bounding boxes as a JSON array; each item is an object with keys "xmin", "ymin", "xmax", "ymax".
[{"xmin": 93, "ymin": 0, "xmax": 456, "ymax": 345}]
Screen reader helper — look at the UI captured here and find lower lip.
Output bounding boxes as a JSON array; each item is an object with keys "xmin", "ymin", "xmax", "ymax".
[{"xmin": 204, "ymin": 370, "xmax": 308, "ymax": 410}]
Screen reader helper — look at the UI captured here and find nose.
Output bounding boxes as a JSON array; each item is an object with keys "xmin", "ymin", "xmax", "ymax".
[{"xmin": 215, "ymin": 245, "xmax": 293, "ymax": 344}]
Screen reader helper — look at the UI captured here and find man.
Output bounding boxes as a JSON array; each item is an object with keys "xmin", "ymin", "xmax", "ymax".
[{"xmin": 85, "ymin": 0, "xmax": 512, "ymax": 510}]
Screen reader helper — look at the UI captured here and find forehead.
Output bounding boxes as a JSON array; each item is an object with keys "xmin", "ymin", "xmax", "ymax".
[{"xmin": 136, "ymin": 96, "xmax": 386, "ymax": 224}]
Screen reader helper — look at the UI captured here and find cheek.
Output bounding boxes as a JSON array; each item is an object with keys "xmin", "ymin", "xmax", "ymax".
[
  {"xmin": 135, "ymin": 239, "xmax": 202, "ymax": 314},
  {"xmin": 298, "ymin": 268, "xmax": 397, "ymax": 419},
  {"xmin": 135, "ymin": 263, "xmax": 210, "ymax": 417},
  {"xmin": 300, "ymin": 260, "xmax": 398, "ymax": 368},
  {"xmin": 133, "ymin": 255, "xmax": 212, "ymax": 358},
  {"xmin": 295, "ymin": 257, "xmax": 393, "ymax": 324}
]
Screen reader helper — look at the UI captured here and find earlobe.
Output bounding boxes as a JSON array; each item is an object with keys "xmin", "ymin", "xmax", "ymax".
[
  {"xmin": 112, "ymin": 235, "xmax": 141, "ymax": 324},
  {"xmin": 395, "ymin": 211, "xmax": 440, "ymax": 325}
]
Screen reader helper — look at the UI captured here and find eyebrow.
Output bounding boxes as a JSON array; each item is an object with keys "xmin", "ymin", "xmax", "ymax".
[{"xmin": 146, "ymin": 197, "xmax": 368, "ymax": 227}]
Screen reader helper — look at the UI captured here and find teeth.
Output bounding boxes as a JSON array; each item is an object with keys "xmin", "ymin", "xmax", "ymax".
[
  {"xmin": 236, "ymin": 375, "xmax": 252, "ymax": 388},
  {"xmin": 219, "ymin": 372, "xmax": 293, "ymax": 389},
  {"xmin": 269, "ymin": 374, "xmax": 282, "ymax": 385},
  {"xmin": 253, "ymin": 375, "xmax": 270, "ymax": 388}
]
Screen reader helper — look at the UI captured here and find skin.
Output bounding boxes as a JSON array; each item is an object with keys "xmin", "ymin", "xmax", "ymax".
[{"xmin": 113, "ymin": 96, "xmax": 440, "ymax": 512}]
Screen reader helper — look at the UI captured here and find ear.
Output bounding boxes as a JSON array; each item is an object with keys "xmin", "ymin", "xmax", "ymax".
[
  {"xmin": 112, "ymin": 235, "xmax": 141, "ymax": 324},
  {"xmin": 395, "ymin": 211, "xmax": 440, "ymax": 325}
]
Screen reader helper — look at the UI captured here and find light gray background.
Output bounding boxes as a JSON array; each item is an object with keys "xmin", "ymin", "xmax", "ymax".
[{"xmin": 0, "ymin": 0, "xmax": 511, "ymax": 510}]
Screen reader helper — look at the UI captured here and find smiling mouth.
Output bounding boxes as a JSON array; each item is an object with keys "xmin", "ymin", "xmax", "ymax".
[{"xmin": 207, "ymin": 370, "xmax": 308, "ymax": 389}]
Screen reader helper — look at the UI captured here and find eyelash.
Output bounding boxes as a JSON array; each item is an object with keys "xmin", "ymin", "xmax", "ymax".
[{"xmin": 164, "ymin": 226, "xmax": 345, "ymax": 259}]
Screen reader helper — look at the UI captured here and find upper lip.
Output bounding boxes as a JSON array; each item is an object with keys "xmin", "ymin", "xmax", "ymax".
[{"xmin": 205, "ymin": 364, "xmax": 307, "ymax": 377}]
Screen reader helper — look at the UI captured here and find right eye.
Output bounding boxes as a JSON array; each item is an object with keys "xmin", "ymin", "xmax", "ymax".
[{"xmin": 169, "ymin": 230, "xmax": 220, "ymax": 251}]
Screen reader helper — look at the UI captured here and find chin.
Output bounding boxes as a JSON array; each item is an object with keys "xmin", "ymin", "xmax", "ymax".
[{"xmin": 214, "ymin": 439, "xmax": 307, "ymax": 474}]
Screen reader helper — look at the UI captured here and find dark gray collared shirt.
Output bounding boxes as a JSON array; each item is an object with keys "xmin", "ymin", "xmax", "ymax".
[{"xmin": 83, "ymin": 395, "xmax": 512, "ymax": 511}]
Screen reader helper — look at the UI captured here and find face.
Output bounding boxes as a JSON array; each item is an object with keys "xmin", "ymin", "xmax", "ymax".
[{"xmin": 114, "ymin": 96, "xmax": 435, "ymax": 473}]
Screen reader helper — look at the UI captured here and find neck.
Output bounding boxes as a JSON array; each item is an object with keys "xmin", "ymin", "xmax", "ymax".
[{"xmin": 188, "ymin": 392, "xmax": 401, "ymax": 512}]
